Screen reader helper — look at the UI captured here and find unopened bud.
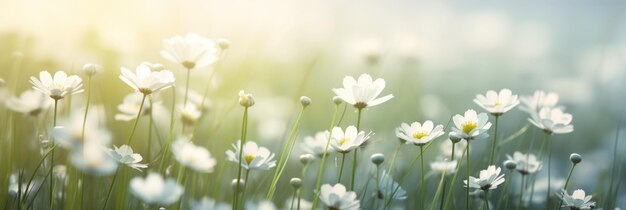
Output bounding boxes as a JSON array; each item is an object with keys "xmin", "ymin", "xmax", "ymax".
[
  {"xmin": 371, "ymin": 153, "xmax": 385, "ymax": 165},
  {"xmin": 290, "ymin": 177, "xmax": 302, "ymax": 189},
  {"xmin": 82, "ymin": 63, "xmax": 102, "ymax": 76},
  {"xmin": 299, "ymin": 154, "xmax": 315, "ymax": 165},
  {"xmin": 569, "ymin": 153, "xmax": 582, "ymax": 164},
  {"xmin": 300, "ymin": 96, "xmax": 312, "ymax": 107},
  {"xmin": 503, "ymin": 160, "xmax": 517, "ymax": 170}
]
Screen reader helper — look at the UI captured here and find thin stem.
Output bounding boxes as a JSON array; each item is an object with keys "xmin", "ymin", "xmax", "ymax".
[
  {"xmin": 338, "ymin": 153, "xmax": 347, "ymax": 183},
  {"xmin": 267, "ymin": 105, "xmax": 306, "ymax": 200},
  {"xmin": 81, "ymin": 76, "xmax": 93, "ymax": 142},
  {"xmin": 297, "ymin": 188, "xmax": 302, "ymax": 210},
  {"xmin": 497, "ymin": 171, "xmax": 512, "ymax": 210},
  {"xmin": 311, "ymin": 104, "xmax": 340, "ymax": 210},
  {"xmin": 233, "ymin": 107, "xmax": 249, "ymax": 210},
  {"xmin": 466, "ymin": 140, "xmax": 471, "ymax": 210},
  {"xmin": 374, "ymin": 165, "xmax": 381, "ymax": 208},
  {"xmin": 443, "ymin": 142, "xmax": 467, "ymax": 210},
  {"xmin": 558, "ymin": 164, "xmax": 577, "ymax": 208},
  {"xmin": 489, "ymin": 116, "xmax": 499, "ymax": 165},
  {"xmin": 290, "ymin": 190, "xmax": 297, "ymax": 210},
  {"xmin": 546, "ymin": 134, "xmax": 552, "ymax": 209},
  {"xmin": 49, "ymin": 99, "xmax": 59, "ymax": 208},
  {"xmin": 431, "ymin": 172, "xmax": 446, "ymax": 210},
  {"xmin": 516, "ymin": 175, "xmax": 525, "ymax": 210},
  {"xmin": 384, "ymin": 142, "xmax": 434, "ymax": 209},
  {"xmin": 183, "ymin": 68, "xmax": 191, "ymax": 106},
  {"xmin": 420, "ymin": 145, "xmax": 426, "ymax": 210},
  {"xmin": 126, "ymin": 94, "xmax": 147, "ymax": 145},
  {"xmin": 102, "ymin": 168, "xmax": 120, "ymax": 210},
  {"xmin": 240, "ymin": 170, "xmax": 250, "ymax": 208},
  {"xmin": 351, "ymin": 108, "xmax": 363, "ymax": 191},
  {"xmin": 159, "ymin": 87, "xmax": 177, "ymax": 175},
  {"xmin": 483, "ymin": 190, "xmax": 490, "ymax": 210}
]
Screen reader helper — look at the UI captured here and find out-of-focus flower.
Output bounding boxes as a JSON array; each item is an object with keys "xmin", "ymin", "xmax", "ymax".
[
  {"xmin": 226, "ymin": 140, "xmax": 276, "ymax": 170},
  {"xmin": 161, "ymin": 33, "xmax": 218, "ymax": 70},
  {"xmin": 332, "ymin": 74, "xmax": 393, "ymax": 109},
  {"xmin": 189, "ymin": 197, "xmax": 230, "ymax": 210},
  {"xmin": 119, "ymin": 63, "xmax": 175, "ymax": 95},
  {"xmin": 473, "ymin": 89, "xmax": 519, "ymax": 115},
  {"xmin": 129, "ymin": 173, "xmax": 183, "ymax": 205},
  {"xmin": 528, "ymin": 107, "xmax": 573, "ymax": 134},
  {"xmin": 5, "ymin": 89, "xmax": 52, "ymax": 116},
  {"xmin": 245, "ymin": 200, "xmax": 277, "ymax": 210},
  {"xmin": 53, "ymin": 165, "xmax": 68, "ymax": 181},
  {"xmin": 70, "ymin": 142, "xmax": 118, "ymax": 176},
  {"xmin": 179, "ymin": 103, "xmax": 202, "ymax": 126},
  {"xmin": 238, "ymin": 90, "xmax": 255, "ymax": 107},
  {"xmin": 506, "ymin": 151, "xmax": 542, "ymax": 175},
  {"xmin": 53, "ymin": 109, "xmax": 111, "ymax": 149},
  {"xmin": 301, "ymin": 131, "xmax": 333, "ymax": 156},
  {"xmin": 283, "ymin": 197, "xmax": 313, "ymax": 210},
  {"xmin": 329, "ymin": 126, "xmax": 370, "ymax": 153},
  {"xmin": 450, "ymin": 109, "xmax": 492, "ymax": 141},
  {"xmin": 431, "ymin": 159, "xmax": 458, "ymax": 175},
  {"xmin": 376, "ymin": 170, "xmax": 407, "ymax": 200},
  {"xmin": 106, "ymin": 144, "xmax": 147, "ymax": 171},
  {"xmin": 396, "ymin": 120, "xmax": 444, "ymax": 146},
  {"xmin": 83, "ymin": 63, "xmax": 102, "ymax": 76},
  {"xmin": 171, "ymin": 139, "xmax": 216, "ymax": 173},
  {"xmin": 115, "ymin": 92, "xmax": 160, "ymax": 121},
  {"xmin": 557, "ymin": 189, "xmax": 596, "ymax": 210},
  {"xmin": 319, "ymin": 183, "xmax": 360, "ymax": 210},
  {"xmin": 30, "ymin": 71, "xmax": 83, "ymax": 100},
  {"xmin": 519, "ymin": 91, "xmax": 560, "ymax": 114},
  {"xmin": 440, "ymin": 139, "xmax": 468, "ymax": 160},
  {"xmin": 464, "ymin": 165, "xmax": 505, "ymax": 191}
]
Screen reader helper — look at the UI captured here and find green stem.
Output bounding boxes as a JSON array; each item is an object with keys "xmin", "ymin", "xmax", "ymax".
[
  {"xmin": 311, "ymin": 104, "xmax": 340, "ymax": 210},
  {"xmin": 466, "ymin": 140, "xmax": 471, "ymax": 210},
  {"xmin": 558, "ymin": 164, "xmax": 576, "ymax": 208},
  {"xmin": 350, "ymin": 108, "xmax": 363, "ymax": 191},
  {"xmin": 431, "ymin": 172, "xmax": 446, "ymax": 210},
  {"xmin": 102, "ymin": 168, "xmax": 120, "ymax": 210},
  {"xmin": 496, "ymin": 171, "xmax": 512, "ymax": 210},
  {"xmin": 546, "ymin": 134, "xmax": 552, "ymax": 209},
  {"xmin": 516, "ymin": 175, "xmax": 525, "ymax": 210},
  {"xmin": 233, "ymin": 107, "xmax": 249, "ymax": 210},
  {"xmin": 49, "ymin": 99, "xmax": 59, "ymax": 208},
  {"xmin": 489, "ymin": 115, "xmax": 499, "ymax": 165},
  {"xmin": 443, "ymin": 142, "xmax": 467, "ymax": 210},
  {"xmin": 183, "ymin": 68, "xmax": 191, "ymax": 106},
  {"xmin": 125, "ymin": 94, "xmax": 147, "ymax": 145},
  {"xmin": 421, "ymin": 145, "xmax": 426, "ymax": 210},
  {"xmin": 374, "ymin": 165, "xmax": 380, "ymax": 208},
  {"xmin": 297, "ymin": 188, "xmax": 302, "ymax": 210},
  {"xmin": 267, "ymin": 106, "xmax": 306, "ymax": 200},
  {"xmin": 159, "ymin": 87, "xmax": 177, "ymax": 175},
  {"xmin": 384, "ymin": 142, "xmax": 434, "ymax": 209},
  {"xmin": 483, "ymin": 190, "xmax": 490, "ymax": 210},
  {"xmin": 338, "ymin": 153, "xmax": 347, "ymax": 183},
  {"xmin": 240, "ymin": 170, "xmax": 250, "ymax": 208},
  {"xmin": 81, "ymin": 76, "xmax": 92, "ymax": 142}
]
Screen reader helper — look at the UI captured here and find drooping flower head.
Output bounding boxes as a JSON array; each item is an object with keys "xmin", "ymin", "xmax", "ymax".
[
  {"xmin": 5, "ymin": 89, "xmax": 52, "ymax": 116},
  {"xmin": 301, "ymin": 131, "xmax": 334, "ymax": 156},
  {"xmin": 106, "ymin": 144, "xmax": 147, "ymax": 171},
  {"xmin": 129, "ymin": 173, "xmax": 183, "ymax": 205},
  {"xmin": 318, "ymin": 183, "xmax": 360, "ymax": 210},
  {"xmin": 464, "ymin": 165, "xmax": 505, "ymax": 191},
  {"xmin": 329, "ymin": 126, "xmax": 371, "ymax": 153},
  {"xmin": 506, "ymin": 151, "xmax": 542, "ymax": 175},
  {"xmin": 119, "ymin": 63, "xmax": 175, "ymax": 95},
  {"xmin": 161, "ymin": 33, "xmax": 219, "ymax": 70},
  {"xmin": 171, "ymin": 139, "xmax": 216, "ymax": 173},
  {"xmin": 226, "ymin": 140, "xmax": 276, "ymax": 170},
  {"xmin": 473, "ymin": 88, "xmax": 520, "ymax": 115},
  {"xmin": 528, "ymin": 107, "xmax": 573, "ymax": 134},
  {"xmin": 557, "ymin": 189, "xmax": 596, "ymax": 210},
  {"xmin": 30, "ymin": 71, "xmax": 83, "ymax": 100},
  {"xmin": 396, "ymin": 120, "xmax": 444, "ymax": 146},
  {"xmin": 332, "ymin": 74, "xmax": 393, "ymax": 109},
  {"xmin": 450, "ymin": 109, "xmax": 492, "ymax": 141}
]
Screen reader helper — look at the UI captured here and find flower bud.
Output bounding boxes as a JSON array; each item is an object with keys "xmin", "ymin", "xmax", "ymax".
[
  {"xmin": 569, "ymin": 153, "xmax": 582, "ymax": 164},
  {"xmin": 503, "ymin": 160, "xmax": 517, "ymax": 170},
  {"xmin": 299, "ymin": 154, "xmax": 315, "ymax": 165},
  {"xmin": 82, "ymin": 63, "xmax": 102, "ymax": 76},
  {"xmin": 332, "ymin": 96, "xmax": 343, "ymax": 105},
  {"xmin": 231, "ymin": 179, "xmax": 245, "ymax": 191},
  {"xmin": 218, "ymin": 39, "xmax": 230, "ymax": 50},
  {"xmin": 300, "ymin": 96, "xmax": 312, "ymax": 107},
  {"xmin": 290, "ymin": 177, "xmax": 302, "ymax": 189},
  {"xmin": 448, "ymin": 134, "xmax": 462, "ymax": 144},
  {"xmin": 371, "ymin": 153, "xmax": 385, "ymax": 165},
  {"xmin": 238, "ymin": 90, "xmax": 255, "ymax": 107}
]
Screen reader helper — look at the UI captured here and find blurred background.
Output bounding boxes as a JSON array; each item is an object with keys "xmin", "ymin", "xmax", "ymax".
[{"xmin": 1, "ymin": 0, "xmax": 625, "ymax": 208}]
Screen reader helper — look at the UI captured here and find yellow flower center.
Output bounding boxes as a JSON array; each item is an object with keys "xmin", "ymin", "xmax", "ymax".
[
  {"xmin": 412, "ymin": 132, "xmax": 429, "ymax": 139},
  {"xmin": 182, "ymin": 61, "xmax": 196, "ymax": 69},
  {"xmin": 338, "ymin": 138, "xmax": 348, "ymax": 145},
  {"xmin": 461, "ymin": 121, "xmax": 477, "ymax": 134},
  {"xmin": 244, "ymin": 154, "xmax": 255, "ymax": 164},
  {"xmin": 494, "ymin": 101, "xmax": 501, "ymax": 107}
]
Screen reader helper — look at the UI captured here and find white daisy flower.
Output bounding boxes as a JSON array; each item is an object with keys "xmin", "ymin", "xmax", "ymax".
[
  {"xmin": 189, "ymin": 197, "xmax": 231, "ymax": 210},
  {"xmin": 160, "ymin": 33, "xmax": 219, "ymax": 70},
  {"xmin": 106, "ymin": 144, "xmax": 147, "ymax": 171},
  {"xmin": 329, "ymin": 126, "xmax": 371, "ymax": 153},
  {"xmin": 431, "ymin": 159, "xmax": 458, "ymax": 175},
  {"xmin": 318, "ymin": 183, "xmax": 360, "ymax": 210},
  {"xmin": 301, "ymin": 131, "xmax": 334, "ymax": 156},
  {"xmin": 119, "ymin": 63, "xmax": 175, "ymax": 95},
  {"xmin": 464, "ymin": 165, "xmax": 505, "ymax": 191},
  {"xmin": 29, "ymin": 71, "xmax": 83, "ymax": 100},
  {"xmin": 226, "ymin": 140, "xmax": 276, "ymax": 170},
  {"xmin": 5, "ymin": 89, "xmax": 52, "ymax": 116},
  {"xmin": 450, "ymin": 109, "xmax": 492, "ymax": 141},
  {"xmin": 473, "ymin": 88, "xmax": 520, "ymax": 115},
  {"xmin": 70, "ymin": 142, "xmax": 118, "ymax": 176},
  {"xmin": 332, "ymin": 74, "xmax": 393, "ymax": 109},
  {"xmin": 440, "ymin": 139, "xmax": 468, "ymax": 160},
  {"xmin": 506, "ymin": 151, "xmax": 542, "ymax": 175},
  {"xmin": 519, "ymin": 90, "xmax": 560, "ymax": 114},
  {"xmin": 557, "ymin": 189, "xmax": 596, "ymax": 210},
  {"xmin": 171, "ymin": 139, "xmax": 216, "ymax": 173},
  {"xmin": 179, "ymin": 103, "xmax": 202, "ymax": 126},
  {"xmin": 129, "ymin": 173, "xmax": 183, "ymax": 205},
  {"xmin": 376, "ymin": 170, "xmax": 407, "ymax": 200},
  {"xmin": 115, "ymin": 92, "xmax": 154, "ymax": 121},
  {"xmin": 528, "ymin": 107, "xmax": 574, "ymax": 134},
  {"xmin": 396, "ymin": 120, "xmax": 444, "ymax": 146}
]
